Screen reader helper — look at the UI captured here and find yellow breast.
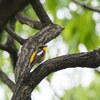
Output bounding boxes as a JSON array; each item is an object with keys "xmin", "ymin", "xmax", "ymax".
[{"xmin": 30, "ymin": 51, "xmax": 37, "ymax": 63}]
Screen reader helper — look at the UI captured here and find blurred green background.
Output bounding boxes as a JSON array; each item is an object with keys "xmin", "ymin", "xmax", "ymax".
[{"xmin": 0, "ymin": 0, "xmax": 100, "ymax": 100}]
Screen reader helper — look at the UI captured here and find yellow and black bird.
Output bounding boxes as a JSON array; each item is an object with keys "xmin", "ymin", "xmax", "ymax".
[{"xmin": 30, "ymin": 45, "xmax": 47, "ymax": 66}]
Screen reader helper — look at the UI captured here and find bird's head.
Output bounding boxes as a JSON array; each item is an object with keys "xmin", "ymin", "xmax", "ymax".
[{"xmin": 39, "ymin": 45, "xmax": 47, "ymax": 52}]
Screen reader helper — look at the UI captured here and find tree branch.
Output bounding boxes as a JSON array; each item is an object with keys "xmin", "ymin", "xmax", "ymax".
[
  {"xmin": 11, "ymin": 48, "xmax": 100, "ymax": 100},
  {"xmin": 29, "ymin": 0, "xmax": 52, "ymax": 26},
  {"xmin": 0, "ymin": 44, "xmax": 8, "ymax": 51},
  {"xmin": 6, "ymin": 35, "xmax": 18, "ymax": 67},
  {"xmin": 0, "ymin": 0, "xmax": 29, "ymax": 27},
  {"xmin": 15, "ymin": 24, "xmax": 64, "ymax": 82},
  {"xmin": 0, "ymin": 19, "xmax": 18, "ymax": 68},
  {"xmin": 29, "ymin": 49, "xmax": 100, "ymax": 89},
  {"xmin": 0, "ymin": 70, "xmax": 15, "ymax": 92},
  {"xmin": 0, "ymin": 39, "xmax": 18, "ymax": 67},
  {"xmin": 4, "ymin": 25, "xmax": 26, "ymax": 45},
  {"xmin": 6, "ymin": 19, "xmax": 18, "ymax": 67},
  {"xmin": 72, "ymin": 0, "xmax": 100, "ymax": 13},
  {"xmin": 12, "ymin": 24, "xmax": 63, "ymax": 100},
  {"xmin": 16, "ymin": 13, "xmax": 42, "ymax": 30}
]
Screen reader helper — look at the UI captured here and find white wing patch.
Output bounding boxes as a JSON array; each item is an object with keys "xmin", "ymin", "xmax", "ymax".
[{"xmin": 36, "ymin": 50, "xmax": 44, "ymax": 56}]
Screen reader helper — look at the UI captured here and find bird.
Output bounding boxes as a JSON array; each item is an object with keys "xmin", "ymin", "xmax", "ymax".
[{"xmin": 30, "ymin": 45, "xmax": 47, "ymax": 66}]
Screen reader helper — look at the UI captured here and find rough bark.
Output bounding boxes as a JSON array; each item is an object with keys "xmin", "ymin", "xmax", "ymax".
[
  {"xmin": 0, "ymin": 0, "xmax": 100, "ymax": 100},
  {"xmin": 12, "ymin": 48, "xmax": 100, "ymax": 100}
]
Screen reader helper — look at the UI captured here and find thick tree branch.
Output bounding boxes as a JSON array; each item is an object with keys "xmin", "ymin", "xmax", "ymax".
[
  {"xmin": 1, "ymin": 0, "xmax": 99, "ymax": 100},
  {"xmin": 16, "ymin": 13, "xmax": 42, "ymax": 30},
  {"xmin": 72, "ymin": 0, "xmax": 100, "ymax": 13},
  {"xmin": 15, "ymin": 24, "xmax": 64, "ymax": 82},
  {"xmin": 29, "ymin": 0, "xmax": 52, "ymax": 26},
  {"xmin": 12, "ymin": 24, "xmax": 63, "ymax": 100},
  {"xmin": 0, "ymin": 70, "xmax": 15, "ymax": 92},
  {"xmin": 0, "ymin": 0, "xmax": 29, "ymax": 27},
  {"xmin": 4, "ymin": 25, "xmax": 26, "ymax": 45},
  {"xmin": 28, "ymin": 49, "xmax": 100, "ymax": 89},
  {"xmin": 11, "ymin": 48, "xmax": 100, "ymax": 100}
]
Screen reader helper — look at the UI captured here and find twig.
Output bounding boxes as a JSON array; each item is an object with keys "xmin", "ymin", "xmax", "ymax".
[
  {"xmin": 72, "ymin": 0, "xmax": 100, "ymax": 13},
  {"xmin": 16, "ymin": 13, "xmax": 42, "ymax": 30},
  {"xmin": 0, "ymin": 70, "xmax": 15, "ymax": 92},
  {"xmin": 4, "ymin": 25, "xmax": 26, "ymax": 45},
  {"xmin": 29, "ymin": 0, "xmax": 52, "ymax": 26}
]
